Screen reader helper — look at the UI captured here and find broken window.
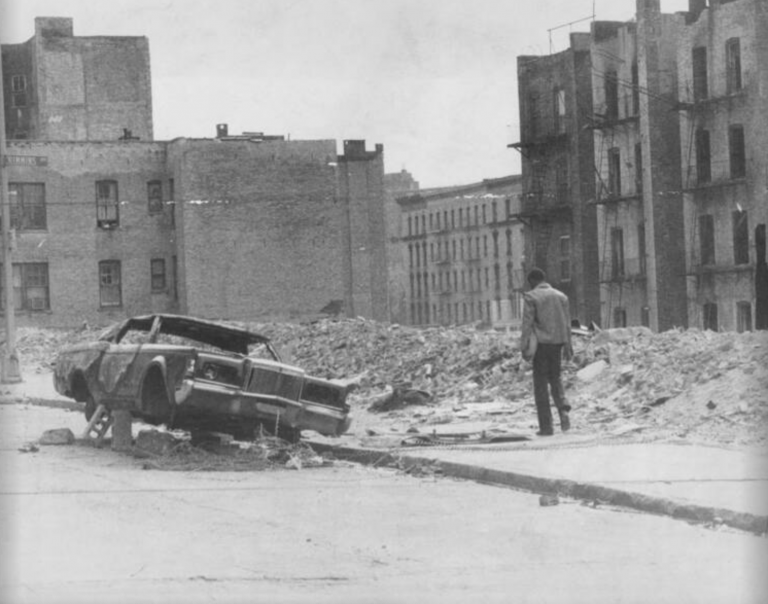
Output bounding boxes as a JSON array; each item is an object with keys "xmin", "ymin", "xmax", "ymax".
[
  {"xmin": 634, "ymin": 143, "xmax": 643, "ymax": 194},
  {"xmin": 726, "ymin": 38, "xmax": 742, "ymax": 94},
  {"xmin": 692, "ymin": 47, "xmax": 708, "ymax": 101},
  {"xmin": 695, "ymin": 129, "xmax": 711, "ymax": 184},
  {"xmin": 492, "ymin": 230, "xmax": 499, "ymax": 258},
  {"xmin": 96, "ymin": 180, "xmax": 119, "ymax": 229},
  {"xmin": 151, "ymin": 258, "xmax": 167, "ymax": 292},
  {"xmin": 637, "ymin": 223, "xmax": 647, "ymax": 275},
  {"xmin": 611, "ymin": 228, "xmax": 625, "ymax": 278},
  {"xmin": 559, "ymin": 235, "xmax": 571, "ymax": 281},
  {"xmin": 8, "ymin": 183, "xmax": 46, "ymax": 230},
  {"xmin": 604, "ymin": 71, "xmax": 619, "ymax": 120},
  {"xmin": 732, "ymin": 210, "xmax": 749, "ymax": 265},
  {"xmin": 608, "ymin": 148, "xmax": 622, "ymax": 197},
  {"xmin": 729, "ymin": 125, "xmax": 746, "ymax": 179},
  {"xmin": 0, "ymin": 263, "xmax": 50, "ymax": 312},
  {"xmin": 736, "ymin": 301, "xmax": 752, "ymax": 333},
  {"xmin": 699, "ymin": 214, "xmax": 716, "ymax": 266},
  {"xmin": 99, "ymin": 260, "xmax": 122, "ymax": 307},
  {"xmin": 702, "ymin": 302, "xmax": 718, "ymax": 331},
  {"xmin": 147, "ymin": 180, "xmax": 163, "ymax": 214},
  {"xmin": 613, "ymin": 307, "xmax": 627, "ymax": 328},
  {"xmin": 553, "ymin": 87, "xmax": 566, "ymax": 134}
]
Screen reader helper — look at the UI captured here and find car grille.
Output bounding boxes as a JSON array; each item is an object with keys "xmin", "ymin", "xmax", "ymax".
[{"xmin": 247, "ymin": 367, "xmax": 302, "ymax": 401}]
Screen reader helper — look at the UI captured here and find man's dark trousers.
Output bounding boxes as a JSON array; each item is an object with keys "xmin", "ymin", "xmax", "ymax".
[{"xmin": 532, "ymin": 343, "xmax": 570, "ymax": 433}]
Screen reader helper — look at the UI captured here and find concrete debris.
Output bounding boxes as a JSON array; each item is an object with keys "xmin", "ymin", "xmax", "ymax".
[
  {"xmin": 135, "ymin": 429, "xmax": 180, "ymax": 456},
  {"xmin": 10, "ymin": 320, "xmax": 768, "ymax": 450},
  {"xmin": 539, "ymin": 494, "xmax": 560, "ymax": 507},
  {"xmin": 18, "ymin": 442, "xmax": 40, "ymax": 453},
  {"xmin": 39, "ymin": 428, "xmax": 75, "ymax": 445}
]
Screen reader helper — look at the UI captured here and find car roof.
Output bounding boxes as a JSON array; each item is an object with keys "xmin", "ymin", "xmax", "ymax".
[{"xmin": 104, "ymin": 314, "xmax": 274, "ymax": 356}]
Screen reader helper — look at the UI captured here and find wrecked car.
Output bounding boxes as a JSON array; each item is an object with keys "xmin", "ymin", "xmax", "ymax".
[{"xmin": 53, "ymin": 314, "xmax": 351, "ymax": 441}]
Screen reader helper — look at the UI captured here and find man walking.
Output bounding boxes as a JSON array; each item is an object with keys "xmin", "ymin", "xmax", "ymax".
[{"xmin": 520, "ymin": 268, "xmax": 573, "ymax": 436}]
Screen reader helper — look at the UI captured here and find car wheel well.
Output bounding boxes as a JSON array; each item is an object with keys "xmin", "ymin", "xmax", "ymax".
[
  {"xmin": 141, "ymin": 366, "xmax": 171, "ymax": 423},
  {"xmin": 71, "ymin": 372, "xmax": 90, "ymax": 402}
]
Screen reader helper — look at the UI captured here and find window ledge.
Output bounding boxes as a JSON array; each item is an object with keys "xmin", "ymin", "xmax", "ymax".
[{"xmin": 686, "ymin": 177, "xmax": 748, "ymax": 192}]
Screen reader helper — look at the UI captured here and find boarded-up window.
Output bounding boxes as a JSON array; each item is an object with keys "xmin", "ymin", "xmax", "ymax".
[{"xmin": 608, "ymin": 148, "xmax": 622, "ymax": 197}]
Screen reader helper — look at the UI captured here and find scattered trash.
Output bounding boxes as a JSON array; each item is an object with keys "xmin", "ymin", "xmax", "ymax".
[
  {"xmin": 18, "ymin": 442, "xmax": 39, "ymax": 453},
  {"xmin": 706, "ymin": 401, "xmax": 717, "ymax": 410},
  {"xmin": 539, "ymin": 494, "xmax": 560, "ymax": 507}
]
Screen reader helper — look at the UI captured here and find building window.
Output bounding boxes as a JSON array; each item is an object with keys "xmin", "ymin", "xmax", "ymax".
[
  {"xmin": 608, "ymin": 148, "xmax": 622, "ymax": 197},
  {"xmin": 641, "ymin": 306, "xmax": 650, "ymax": 328},
  {"xmin": 702, "ymin": 302, "xmax": 718, "ymax": 331},
  {"xmin": 695, "ymin": 129, "xmax": 711, "ymax": 184},
  {"xmin": 613, "ymin": 307, "xmax": 627, "ymax": 328},
  {"xmin": 736, "ymin": 302, "xmax": 752, "ymax": 333},
  {"xmin": 505, "ymin": 198, "xmax": 511, "ymax": 219},
  {"xmin": 172, "ymin": 255, "xmax": 178, "ymax": 301},
  {"xmin": 726, "ymin": 38, "xmax": 742, "ymax": 94},
  {"xmin": 506, "ymin": 229, "xmax": 512, "ymax": 256},
  {"xmin": 559, "ymin": 235, "xmax": 571, "ymax": 281},
  {"xmin": 99, "ymin": 260, "xmax": 122, "ymax": 307},
  {"xmin": 147, "ymin": 180, "xmax": 163, "ymax": 214},
  {"xmin": 634, "ymin": 143, "xmax": 643, "ymax": 194},
  {"xmin": 96, "ymin": 180, "xmax": 119, "ymax": 229},
  {"xmin": 732, "ymin": 210, "xmax": 749, "ymax": 265},
  {"xmin": 692, "ymin": 47, "xmax": 708, "ymax": 101},
  {"xmin": 492, "ymin": 201, "xmax": 498, "ymax": 223},
  {"xmin": 553, "ymin": 87, "xmax": 566, "ymax": 134},
  {"xmin": 631, "ymin": 61, "xmax": 640, "ymax": 115},
  {"xmin": 482, "ymin": 205, "xmax": 487, "ymax": 224},
  {"xmin": 611, "ymin": 228, "xmax": 625, "ymax": 278},
  {"xmin": 729, "ymin": 125, "xmax": 746, "ymax": 179},
  {"xmin": 699, "ymin": 214, "xmax": 715, "ymax": 266},
  {"xmin": 637, "ymin": 223, "xmax": 646, "ymax": 275},
  {"xmin": 8, "ymin": 183, "xmax": 46, "ymax": 230},
  {"xmin": 0, "ymin": 263, "xmax": 50, "ymax": 312},
  {"xmin": 555, "ymin": 156, "xmax": 568, "ymax": 204},
  {"xmin": 604, "ymin": 70, "xmax": 619, "ymax": 120},
  {"xmin": 492, "ymin": 231, "xmax": 499, "ymax": 258},
  {"xmin": 151, "ymin": 258, "xmax": 167, "ymax": 292},
  {"xmin": 10, "ymin": 75, "xmax": 27, "ymax": 108},
  {"xmin": 528, "ymin": 92, "xmax": 539, "ymax": 139}
]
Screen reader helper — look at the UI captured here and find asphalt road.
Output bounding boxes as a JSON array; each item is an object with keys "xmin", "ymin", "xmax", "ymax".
[{"xmin": 1, "ymin": 405, "xmax": 766, "ymax": 604}]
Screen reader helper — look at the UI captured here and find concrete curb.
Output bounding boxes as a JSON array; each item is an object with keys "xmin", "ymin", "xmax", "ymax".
[{"xmin": 309, "ymin": 442, "xmax": 768, "ymax": 535}]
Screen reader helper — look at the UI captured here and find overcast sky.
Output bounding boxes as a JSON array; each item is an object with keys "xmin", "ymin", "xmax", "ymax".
[{"xmin": 2, "ymin": 0, "xmax": 690, "ymax": 187}]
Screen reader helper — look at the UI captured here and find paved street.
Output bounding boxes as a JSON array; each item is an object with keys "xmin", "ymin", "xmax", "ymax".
[{"xmin": 1, "ymin": 404, "xmax": 766, "ymax": 604}]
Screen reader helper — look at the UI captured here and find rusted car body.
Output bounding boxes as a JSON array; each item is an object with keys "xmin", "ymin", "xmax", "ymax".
[{"xmin": 53, "ymin": 314, "xmax": 351, "ymax": 440}]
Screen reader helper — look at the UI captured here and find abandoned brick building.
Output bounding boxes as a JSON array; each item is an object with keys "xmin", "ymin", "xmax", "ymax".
[
  {"xmin": 1, "ymin": 17, "xmax": 387, "ymax": 327},
  {"xmin": 514, "ymin": 0, "xmax": 767, "ymax": 332},
  {"xmin": 395, "ymin": 175, "xmax": 525, "ymax": 328}
]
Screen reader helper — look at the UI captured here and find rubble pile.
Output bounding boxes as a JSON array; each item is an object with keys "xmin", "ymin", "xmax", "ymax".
[{"xmin": 8, "ymin": 318, "xmax": 767, "ymax": 450}]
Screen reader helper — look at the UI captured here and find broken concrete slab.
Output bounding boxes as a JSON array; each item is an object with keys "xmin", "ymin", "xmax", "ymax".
[
  {"xmin": 39, "ymin": 428, "xmax": 75, "ymax": 445},
  {"xmin": 576, "ymin": 360, "xmax": 608, "ymax": 382}
]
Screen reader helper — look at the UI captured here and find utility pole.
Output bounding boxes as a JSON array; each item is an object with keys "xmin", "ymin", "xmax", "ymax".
[{"xmin": 0, "ymin": 59, "xmax": 22, "ymax": 383}]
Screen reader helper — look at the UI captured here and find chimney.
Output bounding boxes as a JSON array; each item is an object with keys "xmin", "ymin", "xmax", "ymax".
[{"xmin": 216, "ymin": 123, "xmax": 228, "ymax": 138}]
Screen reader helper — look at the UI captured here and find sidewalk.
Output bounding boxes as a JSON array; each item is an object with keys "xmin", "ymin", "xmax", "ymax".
[{"xmin": 4, "ymin": 370, "xmax": 768, "ymax": 534}]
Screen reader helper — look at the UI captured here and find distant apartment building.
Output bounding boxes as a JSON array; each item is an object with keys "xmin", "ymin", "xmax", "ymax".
[
  {"xmin": 2, "ymin": 17, "xmax": 153, "ymax": 142},
  {"xmin": 397, "ymin": 175, "xmax": 525, "ymax": 327},
  {"xmin": 1, "ymin": 18, "xmax": 388, "ymax": 327},
  {"xmin": 514, "ymin": 33, "xmax": 600, "ymax": 327},
  {"xmin": 591, "ymin": 4, "xmax": 689, "ymax": 332},
  {"xmin": 677, "ymin": 0, "xmax": 768, "ymax": 332}
]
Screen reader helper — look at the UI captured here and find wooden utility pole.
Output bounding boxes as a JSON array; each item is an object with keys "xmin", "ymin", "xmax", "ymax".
[{"xmin": 0, "ymin": 59, "xmax": 22, "ymax": 383}]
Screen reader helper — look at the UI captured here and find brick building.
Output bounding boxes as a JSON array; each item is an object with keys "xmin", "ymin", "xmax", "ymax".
[
  {"xmin": 1, "ymin": 19, "xmax": 387, "ymax": 327},
  {"xmin": 2, "ymin": 17, "xmax": 153, "ymax": 142},
  {"xmin": 397, "ymin": 175, "xmax": 525, "ymax": 328},
  {"xmin": 514, "ymin": 33, "xmax": 601, "ymax": 328},
  {"xmin": 677, "ymin": 0, "xmax": 768, "ymax": 332}
]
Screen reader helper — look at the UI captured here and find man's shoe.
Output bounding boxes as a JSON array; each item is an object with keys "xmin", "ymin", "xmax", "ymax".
[
  {"xmin": 559, "ymin": 411, "xmax": 571, "ymax": 432},
  {"xmin": 536, "ymin": 429, "xmax": 554, "ymax": 436}
]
